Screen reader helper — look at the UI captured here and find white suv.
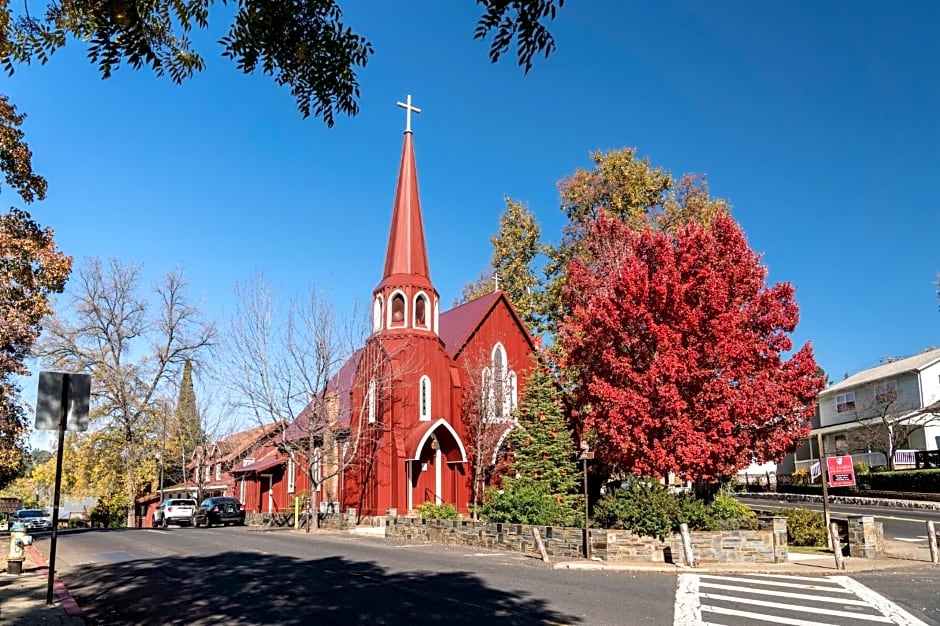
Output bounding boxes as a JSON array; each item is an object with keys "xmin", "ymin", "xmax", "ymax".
[{"xmin": 152, "ymin": 499, "xmax": 197, "ymax": 528}]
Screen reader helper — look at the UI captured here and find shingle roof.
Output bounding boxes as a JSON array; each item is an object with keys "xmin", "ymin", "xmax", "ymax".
[
  {"xmin": 823, "ymin": 347, "xmax": 940, "ymax": 395},
  {"xmin": 438, "ymin": 291, "xmax": 502, "ymax": 357},
  {"xmin": 216, "ymin": 424, "xmax": 279, "ymax": 463}
]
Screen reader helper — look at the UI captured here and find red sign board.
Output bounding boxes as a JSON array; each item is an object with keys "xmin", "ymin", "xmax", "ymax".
[{"xmin": 827, "ymin": 455, "xmax": 856, "ymax": 487}]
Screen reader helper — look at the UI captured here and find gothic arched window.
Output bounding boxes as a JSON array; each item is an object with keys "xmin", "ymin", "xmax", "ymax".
[
  {"xmin": 368, "ymin": 378, "xmax": 377, "ymax": 423},
  {"xmin": 372, "ymin": 295, "xmax": 384, "ymax": 333},
  {"xmin": 419, "ymin": 375, "xmax": 431, "ymax": 421},
  {"xmin": 414, "ymin": 293, "xmax": 429, "ymax": 329},
  {"xmin": 389, "ymin": 292, "xmax": 406, "ymax": 328}
]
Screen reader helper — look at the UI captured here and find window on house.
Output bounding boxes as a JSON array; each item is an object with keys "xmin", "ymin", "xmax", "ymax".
[
  {"xmin": 414, "ymin": 293, "xmax": 429, "ymax": 329},
  {"xmin": 204, "ymin": 465, "xmax": 211, "ymax": 481},
  {"xmin": 368, "ymin": 378, "xmax": 377, "ymax": 423},
  {"xmin": 834, "ymin": 435, "xmax": 849, "ymax": 455},
  {"xmin": 836, "ymin": 392, "xmax": 856, "ymax": 413},
  {"xmin": 287, "ymin": 457, "xmax": 295, "ymax": 494},
  {"xmin": 214, "ymin": 463, "xmax": 221, "ymax": 481},
  {"xmin": 390, "ymin": 293, "xmax": 406, "ymax": 327},
  {"xmin": 419, "ymin": 375, "xmax": 431, "ymax": 421},
  {"xmin": 874, "ymin": 380, "xmax": 898, "ymax": 404}
]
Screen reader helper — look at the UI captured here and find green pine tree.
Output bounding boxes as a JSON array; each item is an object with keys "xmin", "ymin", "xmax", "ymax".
[
  {"xmin": 483, "ymin": 359, "xmax": 580, "ymax": 526},
  {"xmin": 508, "ymin": 361, "xmax": 578, "ymax": 497}
]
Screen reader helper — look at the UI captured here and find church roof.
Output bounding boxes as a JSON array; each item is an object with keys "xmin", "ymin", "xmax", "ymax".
[
  {"xmin": 287, "ymin": 348, "xmax": 364, "ymax": 436},
  {"xmin": 379, "ymin": 131, "xmax": 431, "ymax": 286},
  {"xmin": 438, "ymin": 291, "xmax": 504, "ymax": 357}
]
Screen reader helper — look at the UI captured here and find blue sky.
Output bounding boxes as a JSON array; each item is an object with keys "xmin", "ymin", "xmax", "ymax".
[{"xmin": 6, "ymin": 0, "xmax": 939, "ymax": 394}]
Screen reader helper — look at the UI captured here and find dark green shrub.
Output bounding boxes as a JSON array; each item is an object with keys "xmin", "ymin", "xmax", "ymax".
[
  {"xmin": 481, "ymin": 478, "xmax": 577, "ymax": 526},
  {"xmin": 592, "ymin": 478, "xmax": 678, "ymax": 539},
  {"xmin": 676, "ymin": 494, "xmax": 716, "ymax": 531},
  {"xmin": 414, "ymin": 501, "xmax": 460, "ymax": 520},
  {"xmin": 865, "ymin": 469, "xmax": 940, "ymax": 492},
  {"xmin": 778, "ymin": 508, "xmax": 827, "ymax": 546},
  {"xmin": 67, "ymin": 517, "xmax": 87, "ymax": 529}
]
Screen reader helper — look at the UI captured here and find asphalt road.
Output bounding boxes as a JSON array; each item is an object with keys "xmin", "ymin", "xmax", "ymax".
[
  {"xmin": 28, "ymin": 524, "xmax": 940, "ymax": 625},
  {"xmin": 737, "ymin": 496, "xmax": 940, "ymax": 540},
  {"xmin": 33, "ymin": 527, "xmax": 678, "ymax": 626}
]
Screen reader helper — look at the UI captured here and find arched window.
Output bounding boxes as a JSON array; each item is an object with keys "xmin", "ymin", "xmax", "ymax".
[
  {"xmin": 484, "ymin": 343, "xmax": 516, "ymax": 423},
  {"xmin": 389, "ymin": 291, "xmax": 406, "ymax": 328},
  {"xmin": 368, "ymin": 378, "xmax": 377, "ymax": 423},
  {"xmin": 419, "ymin": 375, "xmax": 431, "ymax": 421},
  {"xmin": 492, "ymin": 344, "xmax": 506, "ymax": 421},
  {"xmin": 372, "ymin": 295, "xmax": 384, "ymax": 333},
  {"xmin": 414, "ymin": 293, "xmax": 429, "ymax": 329}
]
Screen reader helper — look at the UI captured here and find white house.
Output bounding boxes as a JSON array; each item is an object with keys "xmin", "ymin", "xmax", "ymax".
[{"xmin": 780, "ymin": 347, "xmax": 940, "ymax": 473}]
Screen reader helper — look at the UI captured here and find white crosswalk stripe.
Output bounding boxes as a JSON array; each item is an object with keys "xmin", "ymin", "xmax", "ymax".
[
  {"xmin": 892, "ymin": 536, "xmax": 928, "ymax": 543},
  {"xmin": 674, "ymin": 574, "xmax": 929, "ymax": 626}
]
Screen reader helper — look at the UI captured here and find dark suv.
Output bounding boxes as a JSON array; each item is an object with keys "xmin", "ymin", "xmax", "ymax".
[{"xmin": 192, "ymin": 497, "xmax": 246, "ymax": 528}]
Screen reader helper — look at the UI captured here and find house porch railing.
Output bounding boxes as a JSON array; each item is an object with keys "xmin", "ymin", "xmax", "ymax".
[{"xmin": 893, "ymin": 449, "xmax": 918, "ymax": 467}]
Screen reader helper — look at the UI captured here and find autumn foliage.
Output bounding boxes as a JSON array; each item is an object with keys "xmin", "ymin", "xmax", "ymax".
[{"xmin": 559, "ymin": 212, "xmax": 823, "ymax": 479}]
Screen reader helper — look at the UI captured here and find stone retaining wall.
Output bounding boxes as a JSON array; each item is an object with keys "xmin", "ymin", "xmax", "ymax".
[
  {"xmin": 385, "ymin": 516, "xmax": 787, "ymax": 564},
  {"xmin": 245, "ymin": 511, "xmax": 349, "ymax": 530}
]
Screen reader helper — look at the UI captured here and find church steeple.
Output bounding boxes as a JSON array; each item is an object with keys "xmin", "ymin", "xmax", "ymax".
[{"xmin": 372, "ymin": 95, "xmax": 440, "ymax": 337}]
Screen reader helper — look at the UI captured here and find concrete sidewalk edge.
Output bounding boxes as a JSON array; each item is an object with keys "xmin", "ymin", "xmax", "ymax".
[{"xmin": 24, "ymin": 544, "xmax": 84, "ymax": 618}]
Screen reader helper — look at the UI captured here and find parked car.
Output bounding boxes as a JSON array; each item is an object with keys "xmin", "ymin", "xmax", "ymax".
[
  {"xmin": 192, "ymin": 497, "xmax": 246, "ymax": 528},
  {"xmin": 11, "ymin": 509, "xmax": 52, "ymax": 531},
  {"xmin": 152, "ymin": 499, "xmax": 197, "ymax": 528}
]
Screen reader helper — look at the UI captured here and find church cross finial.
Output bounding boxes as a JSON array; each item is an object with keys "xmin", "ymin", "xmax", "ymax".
[
  {"xmin": 493, "ymin": 272, "xmax": 499, "ymax": 293},
  {"xmin": 396, "ymin": 94, "xmax": 421, "ymax": 133}
]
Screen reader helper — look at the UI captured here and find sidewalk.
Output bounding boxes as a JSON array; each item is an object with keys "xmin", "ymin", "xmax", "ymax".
[
  {"xmin": 0, "ymin": 545, "xmax": 84, "ymax": 625},
  {"xmin": 551, "ymin": 538, "xmax": 937, "ymax": 574}
]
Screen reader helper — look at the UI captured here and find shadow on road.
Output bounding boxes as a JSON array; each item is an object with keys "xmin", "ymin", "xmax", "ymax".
[{"xmin": 63, "ymin": 549, "xmax": 583, "ymax": 625}]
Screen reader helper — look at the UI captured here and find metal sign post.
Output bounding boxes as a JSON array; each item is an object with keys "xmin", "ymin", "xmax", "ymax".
[
  {"xmin": 35, "ymin": 371, "xmax": 90, "ymax": 606},
  {"xmin": 816, "ymin": 432, "xmax": 832, "ymax": 550}
]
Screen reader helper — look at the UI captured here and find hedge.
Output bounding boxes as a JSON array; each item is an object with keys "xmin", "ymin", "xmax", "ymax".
[{"xmin": 861, "ymin": 469, "xmax": 940, "ymax": 493}]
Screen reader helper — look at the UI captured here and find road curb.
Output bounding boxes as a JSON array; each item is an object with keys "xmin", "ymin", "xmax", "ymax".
[{"xmin": 25, "ymin": 544, "xmax": 84, "ymax": 618}]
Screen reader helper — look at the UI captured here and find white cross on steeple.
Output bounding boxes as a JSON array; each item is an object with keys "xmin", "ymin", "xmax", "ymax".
[
  {"xmin": 493, "ymin": 272, "xmax": 499, "ymax": 292},
  {"xmin": 396, "ymin": 94, "xmax": 421, "ymax": 133}
]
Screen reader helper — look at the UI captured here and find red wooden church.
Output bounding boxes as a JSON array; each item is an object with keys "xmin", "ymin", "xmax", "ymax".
[{"xmin": 237, "ymin": 96, "xmax": 537, "ymax": 518}]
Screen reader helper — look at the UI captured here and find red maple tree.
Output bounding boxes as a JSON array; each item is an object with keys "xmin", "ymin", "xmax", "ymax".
[{"xmin": 558, "ymin": 212, "xmax": 823, "ymax": 480}]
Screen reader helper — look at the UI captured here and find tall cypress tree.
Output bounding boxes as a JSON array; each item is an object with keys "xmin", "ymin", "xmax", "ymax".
[{"xmin": 175, "ymin": 359, "xmax": 202, "ymax": 453}]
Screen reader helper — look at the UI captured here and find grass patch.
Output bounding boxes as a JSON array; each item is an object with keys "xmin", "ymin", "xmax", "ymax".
[{"xmin": 788, "ymin": 545, "xmax": 833, "ymax": 555}]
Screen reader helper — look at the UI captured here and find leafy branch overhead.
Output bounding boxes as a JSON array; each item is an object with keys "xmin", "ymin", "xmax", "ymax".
[{"xmin": 1, "ymin": 0, "xmax": 565, "ymax": 126}]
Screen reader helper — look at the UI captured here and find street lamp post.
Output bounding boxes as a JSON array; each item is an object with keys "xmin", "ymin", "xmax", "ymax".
[{"xmin": 578, "ymin": 441, "xmax": 594, "ymax": 560}]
